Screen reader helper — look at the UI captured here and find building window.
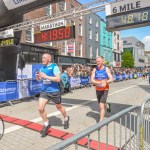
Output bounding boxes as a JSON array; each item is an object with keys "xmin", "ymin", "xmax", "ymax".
[
  {"xmin": 71, "ymin": 20, "xmax": 75, "ymax": 25},
  {"xmin": 103, "ymin": 37, "xmax": 106, "ymax": 46},
  {"xmin": 117, "ymin": 42, "xmax": 119, "ymax": 50},
  {"xmin": 45, "ymin": 5, "xmax": 52, "ymax": 16},
  {"xmin": 103, "ymin": 27, "xmax": 106, "ymax": 34},
  {"xmin": 96, "ymin": 21, "xmax": 98, "ymax": 28},
  {"xmin": 79, "ymin": 43, "xmax": 82, "ymax": 57},
  {"xmin": 61, "ymin": 40, "xmax": 67, "ymax": 55},
  {"xmin": 89, "ymin": 17, "xmax": 92, "ymax": 24},
  {"xmin": 117, "ymin": 34, "xmax": 119, "ymax": 40},
  {"xmin": 114, "ymin": 53, "xmax": 116, "ymax": 61},
  {"xmin": 58, "ymin": 1, "xmax": 66, "ymax": 11},
  {"xmin": 108, "ymin": 38, "xmax": 110, "ymax": 47},
  {"xmin": 79, "ymin": 15, "xmax": 83, "ymax": 20},
  {"xmin": 26, "ymin": 28, "xmax": 34, "ymax": 43},
  {"xmin": 95, "ymin": 32, "xmax": 98, "ymax": 42},
  {"xmin": 89, "ymin": 29, "xmax": 92, "ymax": 39},
  {"xmin": 78, "ymin": 24, "xmax": 82, "ymax": 36},
  {"xmin": 96, "ymin": 47, "xmax": 99, "ymax": 57},
  {"xmin": 89, "ymin": 45, "xmax": 92, "ymax": 58}
]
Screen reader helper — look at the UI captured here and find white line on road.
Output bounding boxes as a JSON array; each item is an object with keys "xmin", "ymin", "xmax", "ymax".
[{"xmin": 4, "ymin": 81, "xmax": 146, "ymax": 134}]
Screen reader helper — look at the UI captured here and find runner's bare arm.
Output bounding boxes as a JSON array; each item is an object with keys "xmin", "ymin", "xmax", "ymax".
[
  {"xmin": 106, "ymin": 67, "xmax": 113, "ymax": 84},
  {"xmin": 40, "ymin": 72, "xmax": 60, "ymax": 82}
]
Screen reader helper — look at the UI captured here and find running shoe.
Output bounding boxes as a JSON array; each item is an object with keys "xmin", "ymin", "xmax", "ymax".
[
  {"xmin": 40, "ymin": 122, "xmax": 51, "ymax": 137},
  {"xmin": 64, "ymin": 116, "xmax": 70, "ymax": 129},
  {"xmin": 106, "ymin": 103, "xmax": 111, "ymax": 113}
]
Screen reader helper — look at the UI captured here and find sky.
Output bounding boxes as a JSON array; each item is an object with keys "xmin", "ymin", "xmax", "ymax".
[{"xmin": 77, "ymin": 0, "xmax": 150, "ymax": 50}]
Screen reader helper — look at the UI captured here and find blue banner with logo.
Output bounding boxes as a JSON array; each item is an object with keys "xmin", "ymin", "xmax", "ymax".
[
  {"xmin": 0, "ymin": 82, "xmax": 18, "ymax": 102},
  {"xmin": 6, "ymin": 82, "xmax": 18, "ymax": 101},
  {"xmin": 122, "ymin": 74, "xmax": 126, "ymax": 80},
  {"xmin": 115, "ymin": 74, "xmax": 120, "ymax": 81},
  {"xmin": 32, "ymin": 64, "xmax": 44, "ymax": 79},
  {"xmin": 28, "ymin": 80, "xmax": 42, "ymax": 96},
  {"xmin": 80, "ymin": 76, "xmax": 89, "ymax": 85},
  {"xmin": 0, "ymin": 82, "xmax": 7, "ymax": 102}
]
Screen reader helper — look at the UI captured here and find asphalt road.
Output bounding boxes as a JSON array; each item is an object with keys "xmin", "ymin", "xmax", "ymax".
[{"xmin": 0, "ymin": 78, "xmax": 149, "ymax": 150}]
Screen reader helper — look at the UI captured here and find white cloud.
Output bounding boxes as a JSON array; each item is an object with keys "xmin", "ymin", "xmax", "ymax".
[{"xmin": 142, "ymin": 36, "xmax": 150, "ymax": 51}]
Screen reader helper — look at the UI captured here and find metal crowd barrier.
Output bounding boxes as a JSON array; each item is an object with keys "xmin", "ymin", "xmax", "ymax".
[
  {"xmin": 47, "ymin": 106, "xmax": 140, "ymax": 150},
  {"xmin": 0, "ymin": 79, "xmax": 42, "ymax": 106},
  {"xmin": 47, "ymin": 96, "xmax": 150, "ymax": 150},
  {"xmin": 138, "ymin": 97, "xmax": 150, "ymax": 150}
]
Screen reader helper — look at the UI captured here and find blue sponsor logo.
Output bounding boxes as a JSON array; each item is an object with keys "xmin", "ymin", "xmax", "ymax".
[
  {"xmin": 13, "ymin": 0, "xmax": 27, "ymax": 4},
  {"xmin": 0, "ymin": 88, "xmax": 16, "ymax": 94},
  {"xmin": 18, "ymin": 75, "xmax": 28, "ymax": 79}
]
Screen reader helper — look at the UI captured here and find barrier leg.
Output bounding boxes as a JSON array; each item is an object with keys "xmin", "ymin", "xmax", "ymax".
[{"xmin": 8, "ymin": 101, "xmax": 13, "ymax": 106}]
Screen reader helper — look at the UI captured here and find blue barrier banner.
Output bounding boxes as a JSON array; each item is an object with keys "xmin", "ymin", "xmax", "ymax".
[
  {"xmin": 115, "ymin": 74, "xmax": 120, "ymax": 81},
  {"xmin": 122, "ymin": 74, "xmax": 126, "ymax": 80},
  {"xmin": 130, "ymin": 74, "xmax": 133, "ymax": 79},
  {"xmin": 80, "ymin": 76, "xmax": 89, "ymax": 85},
  {"xmin": 18, "ymin": 80, "xmax": 29, "ymax": 99},
  {"xmin": 119, "ymin": 75, "xmax": 122, "ymax": 80},
  {"xmin": 0, "ymin": 82, "xmax": 6, "ymax": 102},
  {"xmin": 113, "ymin": 75, "xmax": 116, "ymax": 81},
  {"xmin": 28, "ymin": 80, "xmax": 42, "ymax": 96},
  {"xmin": 6, "ymin": 82, "xmax": 18, "ymax": 101},
  {"xmin": 32, "ymin": 64, "xmax": 44, "ymax": 79},
  {"xmin": 70, "ymin": 77, "xmax": 81, "ymax": 88}
]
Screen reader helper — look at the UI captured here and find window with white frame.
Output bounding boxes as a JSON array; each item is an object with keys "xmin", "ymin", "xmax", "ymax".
[
  {"xmin": 96, "ymin": 21, "xmax": 98, "ymax": 28},
  {"xmin": 79, "ymin": 43, "xmax": 82, "ymax": 57},
  {"xmin": 95, "ymin": 32, "xmax": 98, "ymax": 42},
  {"xmin": 89, "ymin": 45, "xmax": 92, "ymax": 58},
  {"xmin": 104, "ymin": 51, "xmax": 106, "ymax": 60},
  {"xmin": 89, "ymin": 29, "xmax": 92, "ymax": 39},
  {"xmin": 96, "ymin": 47, "xmax": 99, "ymax": 57},
  {"xmin": 79, "ymin": 15, "xmax": 83, "ymax": 20},
  {"xmin": 89, "ymin": 17, "xmax": 92, "ymax": 24},
  {"xmin": 78, "ymin": 24, "xmax": 82, "ymax": 36},
  {"xmin": 71, "ymin": 20, "xmax": 75, "ymax": 25},
  {"xmin": 61, "ymin": 40, "xmax": 67, "ymax": 55},
  {"xmin": 26, "ymin": 27, "xmax": 34, "ymax": 43},
  {"xmin": 59, "ymin": 1, "xmax": 66, "ymax": 11},
  {"xmin": 45, "ymin": 5, "xmax": 52, "ymax": 16}
]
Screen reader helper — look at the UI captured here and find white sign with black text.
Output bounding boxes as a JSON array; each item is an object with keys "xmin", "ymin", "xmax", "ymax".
[
  {"xmin": 0, "ymin": 29, "xmax": 14, "ymax": 39},
  {"xmin": 40, "ymin": 19, "xmax": 66, "ymax": 31},
  {"xmin": 3, "ymin": 0, "xmax": 36, "ymax": 10},
  {"xmin": 105, "ymin": 0, "xmax": 150, "ymax": 16}
]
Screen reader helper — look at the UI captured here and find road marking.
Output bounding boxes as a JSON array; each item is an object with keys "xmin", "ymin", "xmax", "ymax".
[{"xmin": 4, "ymin": 81, "xmax": 146, "ymax": 134}]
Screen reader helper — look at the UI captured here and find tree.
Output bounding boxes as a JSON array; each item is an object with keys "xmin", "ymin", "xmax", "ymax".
[{"xmin": 122, "ymin": 50, "xmax": 134, "ymax": 68}]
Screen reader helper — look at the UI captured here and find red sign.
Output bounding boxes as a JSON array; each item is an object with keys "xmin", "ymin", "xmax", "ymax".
[
  {"xmin": 34, "ymin": 26, "xmax": 75, "ymax": 43},
  {"xmin": 116, "ymin": 62, "xmax": 121, "ymax": 67},
  {"xmin": 67, "ymin": 45, "xmax": 74, "ymax": 53}
]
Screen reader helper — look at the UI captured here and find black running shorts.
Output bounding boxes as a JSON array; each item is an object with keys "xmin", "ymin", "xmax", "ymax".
[
  {"xmin": 39, "ymin": 91, "xmax": 61, "ymax": 104},
  {"xmin": 96, "ymin": 90, "xmax": 108, "ymax": 103}
]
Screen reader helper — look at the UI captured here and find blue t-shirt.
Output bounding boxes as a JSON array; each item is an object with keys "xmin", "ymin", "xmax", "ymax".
[{"xmin": 40, "ymin": 63, "xmax": 60, "ymax": 93}]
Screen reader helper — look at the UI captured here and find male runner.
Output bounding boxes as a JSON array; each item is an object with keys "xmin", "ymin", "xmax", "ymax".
[
  {"xmin": 36, "ymin": 53, "xmax": 69, "ymax": 137},
  {"xmin": 91, "ymin": 56, "xmax": 113, "ymax": 122}
]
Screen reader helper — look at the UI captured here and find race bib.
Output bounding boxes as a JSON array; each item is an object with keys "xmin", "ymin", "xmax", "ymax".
[{"xmin": 43, "ymin": 79, "xmax": 51, "ymax": 84}]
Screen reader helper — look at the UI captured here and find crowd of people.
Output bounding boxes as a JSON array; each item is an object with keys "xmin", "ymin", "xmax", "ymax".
[{"xmin": 60, "ymin": 64, "xmax": 149, "ymax": 79}]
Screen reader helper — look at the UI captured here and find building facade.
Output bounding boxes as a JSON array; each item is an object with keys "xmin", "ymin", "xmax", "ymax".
[
  {"xmin": 144, "ymin": 51, "xmax": 150, "ymax": 68},
  {"xmin": 122, "ymin": 37, "xmax": 145, "ymax": 67},
  {"xmin": 112, "ymin": 31, "xmax": 123, "ymax": 67},
  {"xmin": 85, "ymin": 13, "xmax": 100, "ymax": 59},
  {"xmin": 100, "ymin": 19, "xmax": 113, "ymax": 65}
]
